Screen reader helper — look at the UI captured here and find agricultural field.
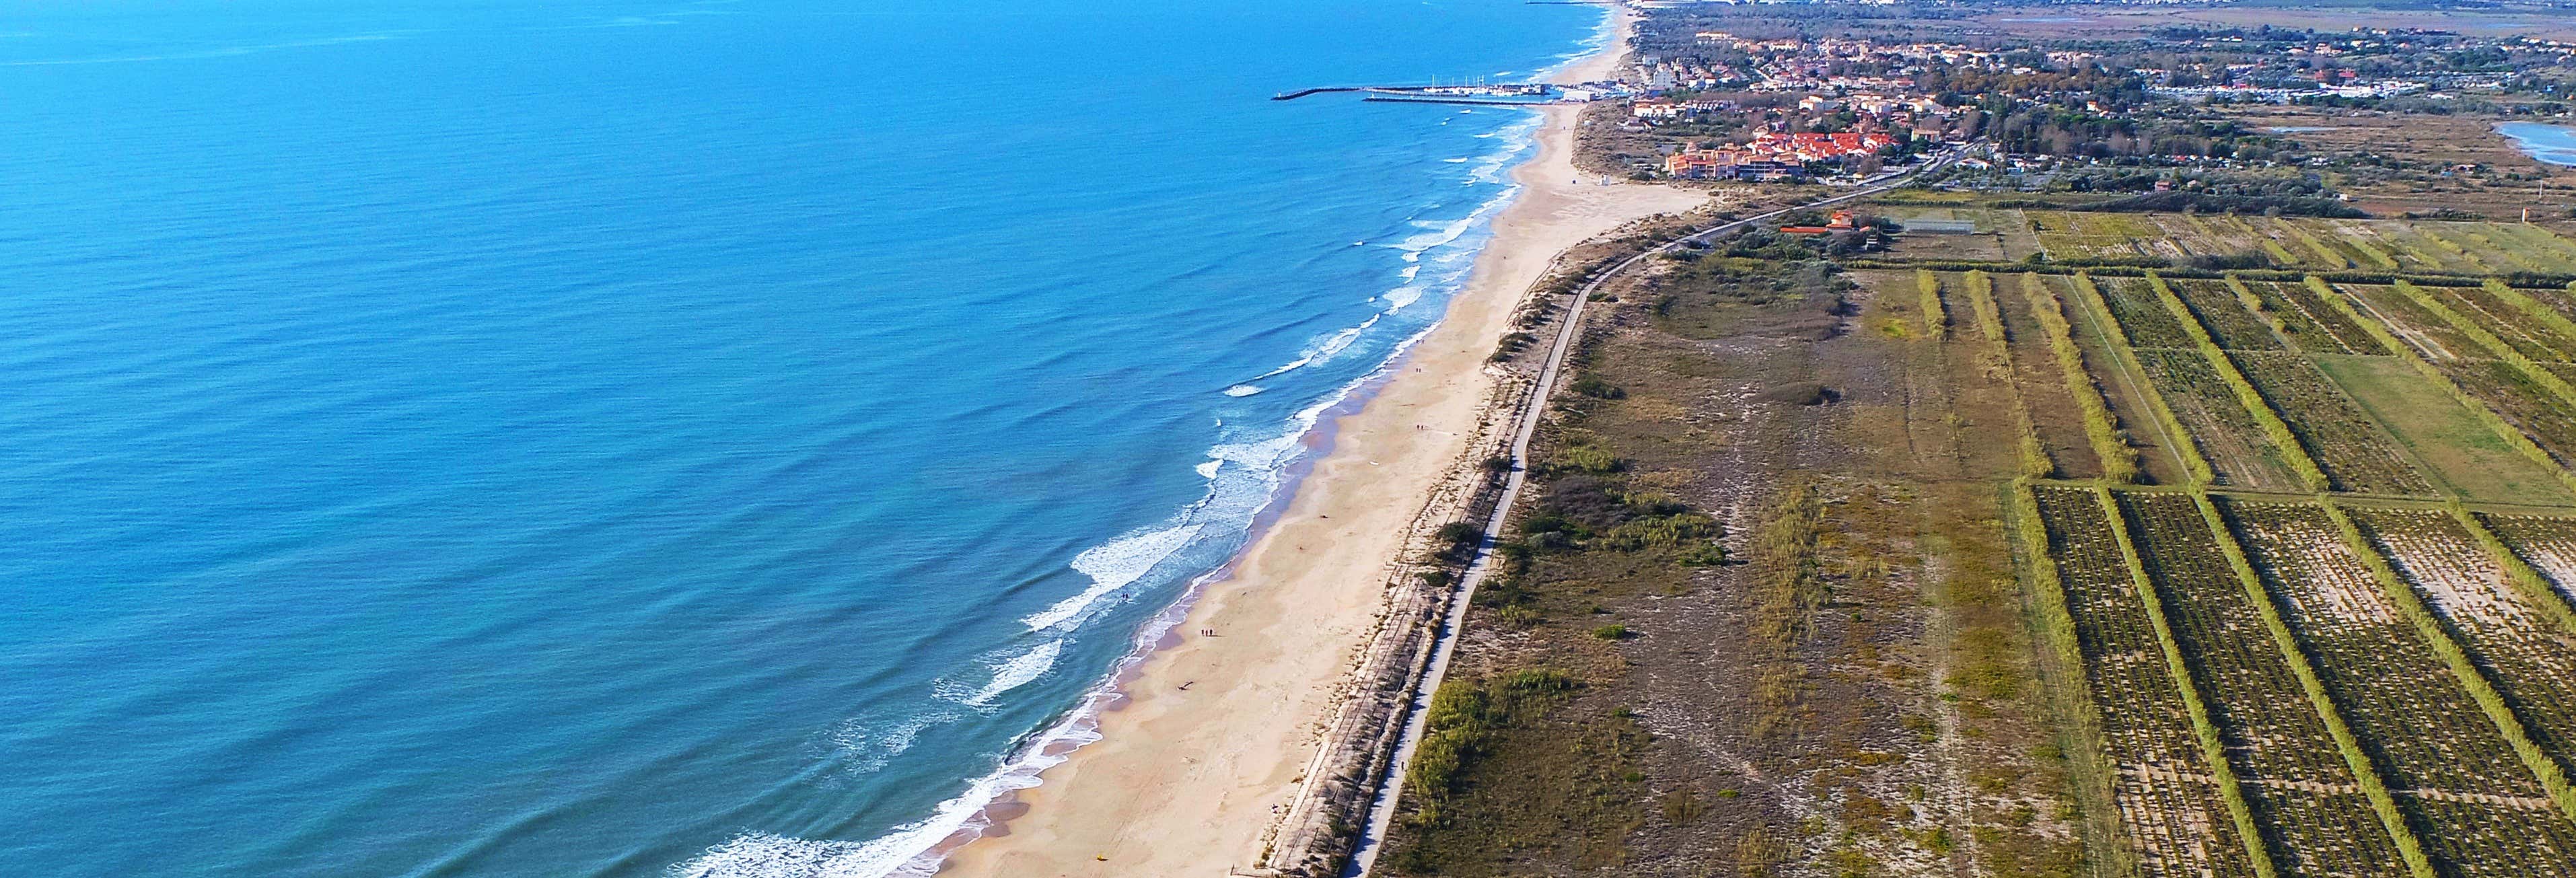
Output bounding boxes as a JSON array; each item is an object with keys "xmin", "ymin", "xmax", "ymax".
[
  {"xmin": 2089, "ymin": 276, "xmax": 2198, "ymax": 351},
  {"xmin": 2110, "ymin": 492, "xmax": 2410, "ymax": 875},
  {"xmin": 1870, "ymin": 211, "xmax": 2576, "ymax": 868},
  {"xmin": 1995, "ymin": 272, "xmax": 2110, "ymax": 480},
  {"xmin": 1412, "ymin": 6, "xmax": 2576, "ymax": 874},
  {"xmin": 2312, "ymin": 220, "xmax": 2576, "ymax": 277},
  {"xmin": 2486, "ymin": 225, "xmax": 2576, "ymax": 276},
  {"xmin": 2316, "ymin": 219, "xmax": 2412, "ymax": 272},
  {"xmin": 2439, "ymin": 283, "xmax": 2576, "ymax": 363},
  {"xmin": 2131, "ymin": 348, "xmax": 2297, "ymax": 491},
  {"xmin": 2166, "ymin": 279, "xmax": 2281, "ymax": 352},
  {"xmin": 2030, "ymin": 486, "xmax": 2257, "ymax": 877},
  {"xmin": 2227, "ymin": 352, "xmax": 2435, "ymax": 496},
  {"xmin": 2221, "ymin": 499, "xmax": 2576, "ymax": 875},
  {"xmin": 2025, "ymin": 211, "xmax": 2185, "ymax": 264},
  {"xmin": 2442, "ymin": 359, "xmax": 2576, "ymax": 470},
  {"xmin": 1871, "ymin": 206, "xmax": 2016, "ymax": 262},
  {"xmin": 1992, "ymin": 212, "xmax": 2576, "ymax": 277},
  {"xmin": 2481, "ymin": 513, "xmax": 2576, "ymax": 608},
  {"xmin": 2249, "ymin": 279, "xmax": 2388, "ymax": 357},
  {"xmin": 2019, "ymin": 213, "xmax": 2576, "ymax": 275},
  {"xmin": 2033, "ymin": 484, "xmax": 2576, "ymax": 873},
  {"xmin": 2349, "ymin": 507, "xmax": 2576, "ymax": 768},
  {"xmin": 2338, "ymin": 282, "xmax": 2486, "ymax": 362},
  {"xmin": 2414, "ymin": 223, "xmax": 2576, "ymax": 277},
  {"xmin": 2253, "ymin": 217, "xmax": 2374, "ymax": 272},
  {"xmin": 2520, "ymin": 284, "xmax": 2576, "ymax": 322},
  {"xmin": 2314, "ymin": 355, "xmax": 2576, "ymax": 504}
]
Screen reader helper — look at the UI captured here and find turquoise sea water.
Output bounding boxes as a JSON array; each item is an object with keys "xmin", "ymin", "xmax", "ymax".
[
  {"xmin": 2499, "ymin": 122, "xmax": 2576, "ymax": 167},
  {"xmin": 0, "ymin": 1, "xmax": 1598, "ymax": 875}
]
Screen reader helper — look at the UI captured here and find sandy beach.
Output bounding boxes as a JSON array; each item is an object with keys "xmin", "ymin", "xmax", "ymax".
[{"xmin": 935, "ymin": 7, "xmax": 1702, "ymax": 875}]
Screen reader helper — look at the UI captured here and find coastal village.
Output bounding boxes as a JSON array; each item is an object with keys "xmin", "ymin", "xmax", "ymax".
[{"xmin": 1559, "ymin": 9, "xmax": 2576, "ymax": 203}]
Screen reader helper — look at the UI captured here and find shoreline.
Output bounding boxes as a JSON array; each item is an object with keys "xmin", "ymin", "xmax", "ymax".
[
  {"xmin": 932, "ymin": 5, "xmax": 1702, "ymax": 875},
  {"xmin": 2497, "ymin": 121, "xmax": 2576, "ymax": 168}
]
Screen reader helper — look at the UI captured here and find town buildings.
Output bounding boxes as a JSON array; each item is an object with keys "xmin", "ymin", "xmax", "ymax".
[{"xmin": 1663, "ymin": 131, "xmax": 1900, "ymax": 180}]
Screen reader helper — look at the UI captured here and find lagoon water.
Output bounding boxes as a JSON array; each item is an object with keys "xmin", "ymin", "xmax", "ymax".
[
  {"xmin": 2499, "ymin": 122, "xmax": 2576, "ymax": 168},
  {"xmin": 0, "ymin": 1, "xmax": 1598, "ymax": 875}
]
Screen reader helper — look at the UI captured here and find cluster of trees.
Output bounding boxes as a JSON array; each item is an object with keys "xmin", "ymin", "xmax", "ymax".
[
  {"xmin": 2048, "ymin": 167, "xmax": 2328, "ymax": 197},
  {"xmin": 2092, "ymin": 191, "xmax": 2366, "ymax": 218},
  {"xmin": 1968, "ymin": 107, "xmax": 2288, "ymax": 160}
]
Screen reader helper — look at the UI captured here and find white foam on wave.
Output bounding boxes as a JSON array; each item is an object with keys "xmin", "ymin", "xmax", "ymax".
[
  {"xmin": 1443, "ymin": 157, "xmax": 1469, "ymax": 163},
  {"xmin": 1195, "ymin": 460, "xmax": 1223, "ymax": 478},
  {"xmin": 671, "ymin": 832, "xmax": 887, "ymax": 878},
  {"xmin": 1236, "ymin": 307, "xmax": 1386, "ymax": 386},
  {"xmin": 1382, "ymin": 285, "xmax": 1426, "ymax": 311},
  {"xmin": 1240, "ymin": 351, "xmax": 1314, "ymax": 383},
  {"xmin": 1018, "ymin": 523, "xmax": 1203, "ymax": 631},
  {"xmin": 671, "ymin": 704, "xmax": 1106, "ymax": 878},
  {"xmin": 826, "ymin": 710, "xmax": 957, "ymax": 776},
  {"xmin": 962, "ymin": 639, "xmax": 1062, "ymax": 707},
  {"xmin": 1391, "ymin": 215, "xmax": 1478, "ymax": 264},
  {"xmin": 1465, "ymin": 116, "xmax": 1542, "ymax": 185},
  {"xmin": 1309, "ymin": 315, "xmax": 1379, "ymax": 363}
]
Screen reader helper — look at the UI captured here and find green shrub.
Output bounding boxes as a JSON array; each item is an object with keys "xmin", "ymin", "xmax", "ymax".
[
  {"xmin": 1431, "ymin": 521, "xmax": 1484, "ymax": 563},
  {"xmin": 1562, "ymin": 444, "xmax": 1619, "ymax": 474},
  {"xmin": 1569, "ymin": 375, "xmax": 1625, "ymax": 399},
  {"xmin": 1600, "ymin": 512, "xmax": 1719, "ymax": 550}
]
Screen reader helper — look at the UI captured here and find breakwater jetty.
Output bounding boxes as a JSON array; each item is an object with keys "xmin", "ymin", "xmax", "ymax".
[
  {"xmin": 1272, "ymin": 87, "xmax": 1367, "ymax": 101},
  {"xmin": 1273, "ymin": 83, "xmax": 1558, "ymax": 102}
]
